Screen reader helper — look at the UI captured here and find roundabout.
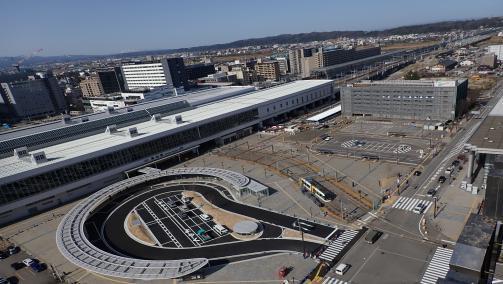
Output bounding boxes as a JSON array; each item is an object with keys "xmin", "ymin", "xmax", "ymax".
[{"xmin": 56, "ymin": 167, "xmax": 339, "ymax": 280}]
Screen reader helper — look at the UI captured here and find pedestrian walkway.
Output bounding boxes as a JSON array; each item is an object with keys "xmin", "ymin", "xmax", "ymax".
[
  {"xmin": 392, "ymin": 196, "xmax": 432, "ymax": 213},
  {"xmin": 420, "ymin": 247, "xmax": 453, "ymax": 284},
  {"xmin": 319, "ymin": 230, "xmax": 359, "ymax": 262},
  {"xmin": 322, "ymin": 277, "xmax": 349, "ymax": 284}
]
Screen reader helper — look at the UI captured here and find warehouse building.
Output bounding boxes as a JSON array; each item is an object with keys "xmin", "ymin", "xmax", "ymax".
[
  {"xmin": 0, "ymin": 80, "xmax": 335, "ymax": 224},
  {"xmin": 341, "ymin": 79, "xmax": 468, "ymax": 121}
]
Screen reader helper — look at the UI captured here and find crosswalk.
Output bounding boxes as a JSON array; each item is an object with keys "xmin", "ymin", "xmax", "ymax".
[
  {"xmin": 420, "ymin": 247, "xmax": 453, "ymax": 284},
  {"xmin": 319, "ymin": 230, "xmax": 359, "ymax": 262},
  {"xmin": 392, "ymin": 196, "xmax": 432, "ymax": 213},
  {"xmin": 322, "ymin": 277, "xmax": 348, "ymax": 284}
]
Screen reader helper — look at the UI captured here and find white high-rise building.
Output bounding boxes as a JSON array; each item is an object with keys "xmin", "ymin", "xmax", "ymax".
[
  {"xmin": 121, "ymin": 62, "xmax": 166, "ymax": 90},
  {"xmin": 488, "ymin": 45, "xmax": 503, "ymax": 60},
  {"xmin": 121, "ymin": 58, "xmax": 188, "ymax": 91}
]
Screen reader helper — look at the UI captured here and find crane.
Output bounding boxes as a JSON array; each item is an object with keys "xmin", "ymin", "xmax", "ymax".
[{"xmin": 12, "ymin": 48, "xmax": 43, "ymax": 72}]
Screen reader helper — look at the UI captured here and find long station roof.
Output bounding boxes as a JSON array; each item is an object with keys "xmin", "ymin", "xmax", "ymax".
[{"xmin": 0, "ymin": 80, "xmax": 332, "ymax": 180}]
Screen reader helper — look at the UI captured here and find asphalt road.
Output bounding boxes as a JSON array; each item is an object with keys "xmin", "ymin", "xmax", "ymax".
[
  {"xmin": 85, "ymin": 183, "xmax": 338, "ymax": 261},
  {"xmin": 380, "ymin": 80, "xmax": 503, "ymax": 240}
]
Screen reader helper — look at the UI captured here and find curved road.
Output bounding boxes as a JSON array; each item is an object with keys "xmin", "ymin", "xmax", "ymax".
[{"xmin": 87, "ymin": 183, "xmax": 335, "ymax": 260}]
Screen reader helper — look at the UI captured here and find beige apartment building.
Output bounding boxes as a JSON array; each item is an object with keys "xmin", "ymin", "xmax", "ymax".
[
  {"xmin": 255, "ymin": 61, "xmax": 280, "ymax": 81},
  {"xmin": 80, "ymin": 76, "xmax": 105, "ymax": 97}
]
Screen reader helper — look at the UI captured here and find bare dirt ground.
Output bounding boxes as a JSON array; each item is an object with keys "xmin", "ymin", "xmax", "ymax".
[
  {"xmin": 381, "ymin": 41, "xmax": 439, "ymax": 51},
  {"xmin": 127, "ymin": 211, "xmax": 156, "ymax": 245}
]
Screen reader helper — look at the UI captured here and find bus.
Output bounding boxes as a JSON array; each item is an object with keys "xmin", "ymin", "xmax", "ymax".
[{"xmin": 300, "ymin": 177, "xmax": 335, "ymax": 203}]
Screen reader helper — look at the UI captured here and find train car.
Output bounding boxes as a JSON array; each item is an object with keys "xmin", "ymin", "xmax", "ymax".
[{"xmin": 300, "ymin": 177, "xmax": 335, "ymax": 203}]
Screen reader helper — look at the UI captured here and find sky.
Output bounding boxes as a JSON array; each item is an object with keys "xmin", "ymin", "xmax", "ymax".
[{"xmin": 1, "ymin": 0, "xmax": 502, "ymax": 57}]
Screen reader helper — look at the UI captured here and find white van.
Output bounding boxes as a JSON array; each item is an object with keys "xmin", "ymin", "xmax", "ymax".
[
  {"xmin": 213, "ymin": 224, "xmax": 228, "ymax": 235},
  {"xmin": 335, "ymin": 263, "xmax": 350, "ymax": 275}
]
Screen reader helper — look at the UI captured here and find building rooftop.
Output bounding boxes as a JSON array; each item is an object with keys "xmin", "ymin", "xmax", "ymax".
[
  {"xmin": 467, "ymin": 91, "xmax": 503, "ymax": 154},
  {"xmin": 0, "ymin": 86, "xmax": 254, "ymax": 142},
  {"xmin": 349, "ymin": 78, "xmax": 466, "ymax": 88},
  {"xmin": 0, "ymin": 80, "xmax": 331, "ymax": 181},
  {"xmin": 450, "ymin": 214, "xmax": 495, "ymax": 273}
]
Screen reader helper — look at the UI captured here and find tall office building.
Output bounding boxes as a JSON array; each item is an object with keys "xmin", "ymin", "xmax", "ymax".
[
  {"xmin": 80, "ymin": 76, "xmax": 105, "ymax": 97},
  {"xmin": 121, "ymin": 58, "xmax": 188, "ymax": 91},
  {"xmin": 0, "ymin": 76, "xmax": 66, "ymax": 122},
  {"xmin": 341, "ymin": 79, "xmax": 468, "ymax": 121},
  {"xmin": 185, "ymin": 63, "xmax": 216, "ymax": 80},
  {"xmin": 97, "ymin": 69, "xmax": 124, "ymax": 93},
  {"xmin": 255, "ymin": 61, "xmax": 280, "ymax": 81}
]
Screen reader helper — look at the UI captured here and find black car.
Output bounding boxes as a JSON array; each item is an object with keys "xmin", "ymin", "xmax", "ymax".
[
  {"xmin": 438, "ymin": 176, "xmax": 446, "ymax": 183},
  {"xmin": 452, "ymin": 160, "xmax": 460, "ymax": 167},
  {"xmin": 7, "ymin": 246, "xmax": 19, "ymax": 255},
  {"xmin": 0, "ymin": 251, "xmax": 9, "ymax": 259},
  {"xmin": 414, "ymin": 171, "xmax": 422, "ymax": 176},
  {"xmin": 10, "ymin": 262, "xmax": 25, "ymax": 270},
  {"xmin": 427, "ymin": 188, "xmax": 437, "ymax": 197}
]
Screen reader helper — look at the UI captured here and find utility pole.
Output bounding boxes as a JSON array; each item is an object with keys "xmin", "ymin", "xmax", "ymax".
[
  {"xmin": 297, "ymin": 217, "xmax": 306, "ymax": 257},
  {"xmin": 434, "ymin": 197, "xmax": 438, "ymax": 218},
  {"xmin": 340, "ymin": 199, "xmax": 344, "ymax": 220}
]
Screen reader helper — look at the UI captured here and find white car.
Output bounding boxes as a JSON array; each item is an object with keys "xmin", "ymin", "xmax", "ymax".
[
  {"xmin": 22, "ymin": 258, "xmax": 34, "ymax": 266},
  {"xmin": 200, "ymin": 214, "xmax": 211, "ymax": 221},
  {"xmin": 335, "ymin": 263, "xmax": 350, "ymax": 275}
]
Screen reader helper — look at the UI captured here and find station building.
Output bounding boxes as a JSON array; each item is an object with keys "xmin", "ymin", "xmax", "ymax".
[
  {"xmin": 341, "ymin": 79, "xmax": 468, "ymax": 121},
  {"xmin": 0, "ymin": 80, "xmax": 335, "ymax": 224}
]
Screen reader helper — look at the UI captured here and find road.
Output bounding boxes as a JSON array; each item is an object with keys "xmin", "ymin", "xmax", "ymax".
[
  {"xmin": 85, "ymin": 183, "xmax": 341, "ymax": 261},
  {"xmin": 372, "ymin": 79, "xmax": 503, "ymax": 242}
]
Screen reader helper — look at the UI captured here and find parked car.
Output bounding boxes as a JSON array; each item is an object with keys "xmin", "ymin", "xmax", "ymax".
[
  {"xmin": 22, "ymin": 259, "xmax": 34, "ymax": 267},
  {"xmin": 10, "ymin": 262, "xmax": 24, "ymax": 270},
  {"xmin": 29, "ymin": 262, "xmax": 44, "ymax": 272},
  {"xmin": 438, "ymin": 176, "xmax": 446, "ymax": 183},
  {"xmin": 414, "ymin": 171, "xmax": 422, "ymax": 176},
  {"xmin": 0, "ymin": 251, "xmax": 9, "ymax": 259},
  {"xmin": 7, "ymin": 246, "xmax": 19, "ymax": 255}
]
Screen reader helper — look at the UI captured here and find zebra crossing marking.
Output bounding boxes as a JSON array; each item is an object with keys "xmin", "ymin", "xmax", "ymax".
[
  {"xmin": 322, "ymin": 277, "xmax": 349, "ymax": 284},
  {"xmin": 319, "ymin": 230, "xmax": 359, "ymax": 262},
  {"xmin": 420, "ymin": 247, "xmax": 453, "ymax": 284},
  {"xmin": 392, "ymin": 196, "xmax": 432, "ymax": 213}
]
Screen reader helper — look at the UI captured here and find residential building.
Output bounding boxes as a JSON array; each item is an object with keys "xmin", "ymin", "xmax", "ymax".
[
  {"xmin": 431, "ymin": 59, "xmax": 457, "ymax": 73},
  {"xmin": 121, "ymin": 58, "xmax": 188, "ymax": 91},
  {"xmin": 341, "ymin": 79, "xmax": 468, "ymax": 121},
  {"xmin": 0, "ymin": 76, "xmax": 66, "ymax": 122},
  {"xmin": 255, "ymin": 61, "xmax": 280, "ymax": 81},
  {"xmin": 80, "ymin": 76, "xmax": 105, "ymax": 97}
]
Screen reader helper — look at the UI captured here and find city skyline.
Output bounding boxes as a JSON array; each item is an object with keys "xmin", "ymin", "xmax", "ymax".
[{"xmin": 0, "ymin": 0, "xmax": 502, "ymax": 56}]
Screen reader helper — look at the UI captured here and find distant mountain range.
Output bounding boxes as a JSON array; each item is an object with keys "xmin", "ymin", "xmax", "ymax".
[{"xmin": 1, "ymin": 16, "xmax": 502, "ymax": 69}]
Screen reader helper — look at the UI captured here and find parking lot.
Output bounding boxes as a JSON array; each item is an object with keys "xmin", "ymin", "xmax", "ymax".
[
  {"xmin": 0, "ymin": 248, "xmax": 55, "ymax": 284},
  {"xmin": 135, "ymin": 191, "xmax": 233, "ymax": 248},
  {"xmin": 314, "ymin": 134, "xmax": 430, "ymax": 165}
]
